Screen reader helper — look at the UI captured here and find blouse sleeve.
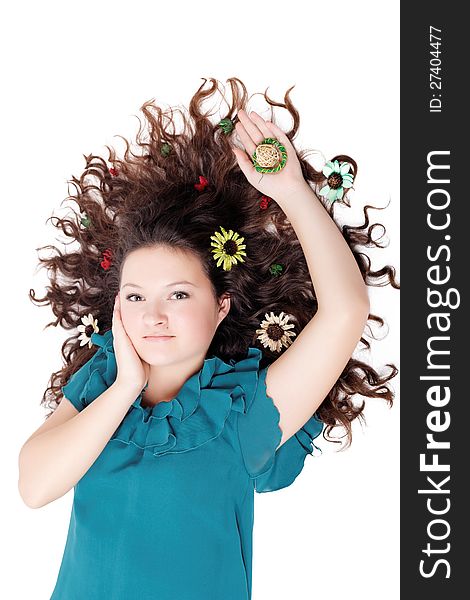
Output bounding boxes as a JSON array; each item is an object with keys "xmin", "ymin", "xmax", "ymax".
[
  {"xmin": 237, "ymin": 365, "xmax": 324, "ymax": 493},
  {"xmin": 61, "ymin": 330, "xmax": 117, "ymax": 412}
]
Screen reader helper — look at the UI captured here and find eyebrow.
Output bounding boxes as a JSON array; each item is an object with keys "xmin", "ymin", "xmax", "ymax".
[{"xmin": 121, "ymin": 280, "xmax": 197, "ymax": 289}]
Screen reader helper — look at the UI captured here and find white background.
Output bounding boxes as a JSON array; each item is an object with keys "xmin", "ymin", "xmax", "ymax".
[{"xmin": 1, "ymin": 1, "xmax": 400, "ymax": 598}]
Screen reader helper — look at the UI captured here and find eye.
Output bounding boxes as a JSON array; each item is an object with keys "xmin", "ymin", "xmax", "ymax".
[
  {"xmin": 125, "ymin": 291, "xmax": 189, "ymax": 302},
  {"xmin": 172, "ymin": 291, "xmax": 189, "ymax": 300}
]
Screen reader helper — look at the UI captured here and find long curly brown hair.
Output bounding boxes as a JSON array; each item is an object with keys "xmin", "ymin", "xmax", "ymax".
[{"xmin": 30, "ymin": 76, "xmax": 399, "ymax": 449}]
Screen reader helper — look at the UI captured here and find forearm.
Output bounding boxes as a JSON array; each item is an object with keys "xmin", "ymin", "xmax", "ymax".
[
  {"xmin": 18, "ymin": 382, "xmax": 139, "ymax": 509},
  {"xmin": 274, "ymin": 182, "xmax": 370, "ymax": 313}
]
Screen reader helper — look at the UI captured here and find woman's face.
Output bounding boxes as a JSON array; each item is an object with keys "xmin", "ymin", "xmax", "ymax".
[{"xmin": 118, "ymin": 245, "xmax": 230, "ymax": 367}]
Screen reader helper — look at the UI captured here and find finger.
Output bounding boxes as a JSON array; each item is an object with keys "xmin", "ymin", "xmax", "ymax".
[
  {"xmin": 114, "ymin": 295, "xmax": 133, "ymax": 339},
  {"xmin": 237, "ymin": 109, "xmax": 265, "ymax": 142},
  {"xmin": 231, "ymin": 146, "xmax": 256, "ymax": 176},
  {"xmin": 234, "ymin": 121, "xmax": 258, "ymax": 158},
  {"xmin": 264, "ymin": 120, "xmax": 295, "ymax": 154},
  {"xmin": 248, "ymin": 111, "xmax": 273, "ymax": 139},
  {"xmin": 113, "ymin": 296, "xmax": 124, "ymax": 328}
]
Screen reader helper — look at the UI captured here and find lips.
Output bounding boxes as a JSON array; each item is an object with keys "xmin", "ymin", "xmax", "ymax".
[
  {"xmin": 144, "ymin": 336, "xmax": 174, "ymax": 344},
  {"xmin": 143, "ymin": 334, "xmax": 174, "ymax": 337}
]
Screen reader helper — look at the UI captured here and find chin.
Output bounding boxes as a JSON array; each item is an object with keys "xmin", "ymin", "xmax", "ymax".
[{"xmin": 139, "ymin": 344, "xmax": 176, "ymax": 362}]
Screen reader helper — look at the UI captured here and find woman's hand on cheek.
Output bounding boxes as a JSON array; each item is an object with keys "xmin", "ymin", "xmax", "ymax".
[
  {"xmin": 231, "ymin": 109, "xmax": 309, "ymax": 203},
  {"xmin": 112, "ymin": 294, "xmax": 150, "ymax": 394}
]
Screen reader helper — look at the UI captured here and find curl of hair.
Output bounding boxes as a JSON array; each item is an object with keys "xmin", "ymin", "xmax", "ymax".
[{"xmin": 30, "ymin": 76, "xmax": 399, "ymax": 450}]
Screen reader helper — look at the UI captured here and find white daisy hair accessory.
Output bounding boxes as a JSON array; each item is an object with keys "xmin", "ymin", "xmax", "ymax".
[
  {"xmin": 77, "ymin": 313, "xmax": 100, "ymax": 349},
  {"xmin": 256, "ymin": 311, "xmax": 297, "ymax": 353}
]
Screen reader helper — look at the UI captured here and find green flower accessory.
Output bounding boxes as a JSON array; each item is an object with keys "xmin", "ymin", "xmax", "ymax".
[
  {"xmin": 218, "ymin": 118, "xmax": 235, "ymax": 134},
  {"xmin": 319, "ymin": 160, "xmax": 354, "ymax": 203},
  {"xmin": 269, "ymin": 263, "xmax": 283, "ymax": 276},
  {"xmin": 210, "ymin": 226, "xmax": 247, "ymax": 271},
  {"xmin": 160, "ymin": 142, "xmax": 172, "ymax": 157},
  {"xmin": 80, "ymin": 213, "xmax": 91, "ymax": 228}
]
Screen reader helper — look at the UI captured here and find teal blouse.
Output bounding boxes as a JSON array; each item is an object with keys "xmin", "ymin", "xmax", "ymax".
[{"xmin": 50, "ymin": 329, "xmax": 323, "ymax": 600}]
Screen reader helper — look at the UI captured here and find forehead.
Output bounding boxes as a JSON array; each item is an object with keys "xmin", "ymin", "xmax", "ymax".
[{"xmin": 121, "ymin": 246, "xmax": 205, "ymax": 281}]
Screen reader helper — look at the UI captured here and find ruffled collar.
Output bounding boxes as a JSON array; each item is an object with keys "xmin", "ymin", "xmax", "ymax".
[{"xmin": 88, "ymin": 329, "xmax": 263, "ymax": 457}]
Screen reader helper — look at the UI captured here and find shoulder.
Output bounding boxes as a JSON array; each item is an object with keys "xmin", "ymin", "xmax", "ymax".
[
  {"xmin": 61, "ymin": 330, "xmax": 116, "ymax": 411},
  {"xmin": 235, "ymin": 349, "xmax": 324, "ymax": 493}
]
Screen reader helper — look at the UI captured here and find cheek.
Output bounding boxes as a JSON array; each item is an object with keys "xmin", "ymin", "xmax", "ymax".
[
  {"xmin": 119, "ymin": 304, "xmax": 141, "ymax": 334},
  {"xmin": 177, "ymin": 303, "xmax": 217, "ymax": 336}
]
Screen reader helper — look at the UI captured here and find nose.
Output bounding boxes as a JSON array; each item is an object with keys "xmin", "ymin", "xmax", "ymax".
[{"xmin": 143, "ymin": 300, "xmax": 169, "ymax": 327}]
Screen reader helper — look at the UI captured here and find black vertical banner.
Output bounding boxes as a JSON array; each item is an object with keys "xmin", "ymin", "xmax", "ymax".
[{"xmin": 401, "ymin": 2, "xmax": 466, "ymax": 598}]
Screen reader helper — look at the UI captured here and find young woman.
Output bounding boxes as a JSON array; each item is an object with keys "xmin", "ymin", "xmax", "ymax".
[{"xmin": 18, "ymin": 77, "xmax": 398, "ymax": 600}]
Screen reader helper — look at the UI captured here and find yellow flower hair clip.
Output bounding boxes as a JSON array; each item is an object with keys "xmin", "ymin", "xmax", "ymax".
[{"xmin": 210, "ymin": 226, "xmax": 247, "ymax": 271}]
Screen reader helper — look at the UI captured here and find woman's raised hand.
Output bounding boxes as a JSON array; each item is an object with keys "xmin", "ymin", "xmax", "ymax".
[
  {"xmin": 231, "ymin": 109, "xmax": 309, "ymax": 203},
  {"xmin": 112, "ymin": 294, "xmax": 150, "ymax": 394}
]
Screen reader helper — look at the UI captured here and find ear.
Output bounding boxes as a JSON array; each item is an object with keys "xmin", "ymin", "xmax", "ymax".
[{"xmin": 217, "ymin": 293, "xmax": 231, "ymax": 325}]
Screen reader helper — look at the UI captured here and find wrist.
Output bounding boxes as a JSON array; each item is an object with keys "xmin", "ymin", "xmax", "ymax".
[
  {"xmin": 112, "ymin": 379, "xmax": 144, "ymax": 399},
  {"xmin": 272, "ymin": 181, "xmax": 315, "ymax": 206}
]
